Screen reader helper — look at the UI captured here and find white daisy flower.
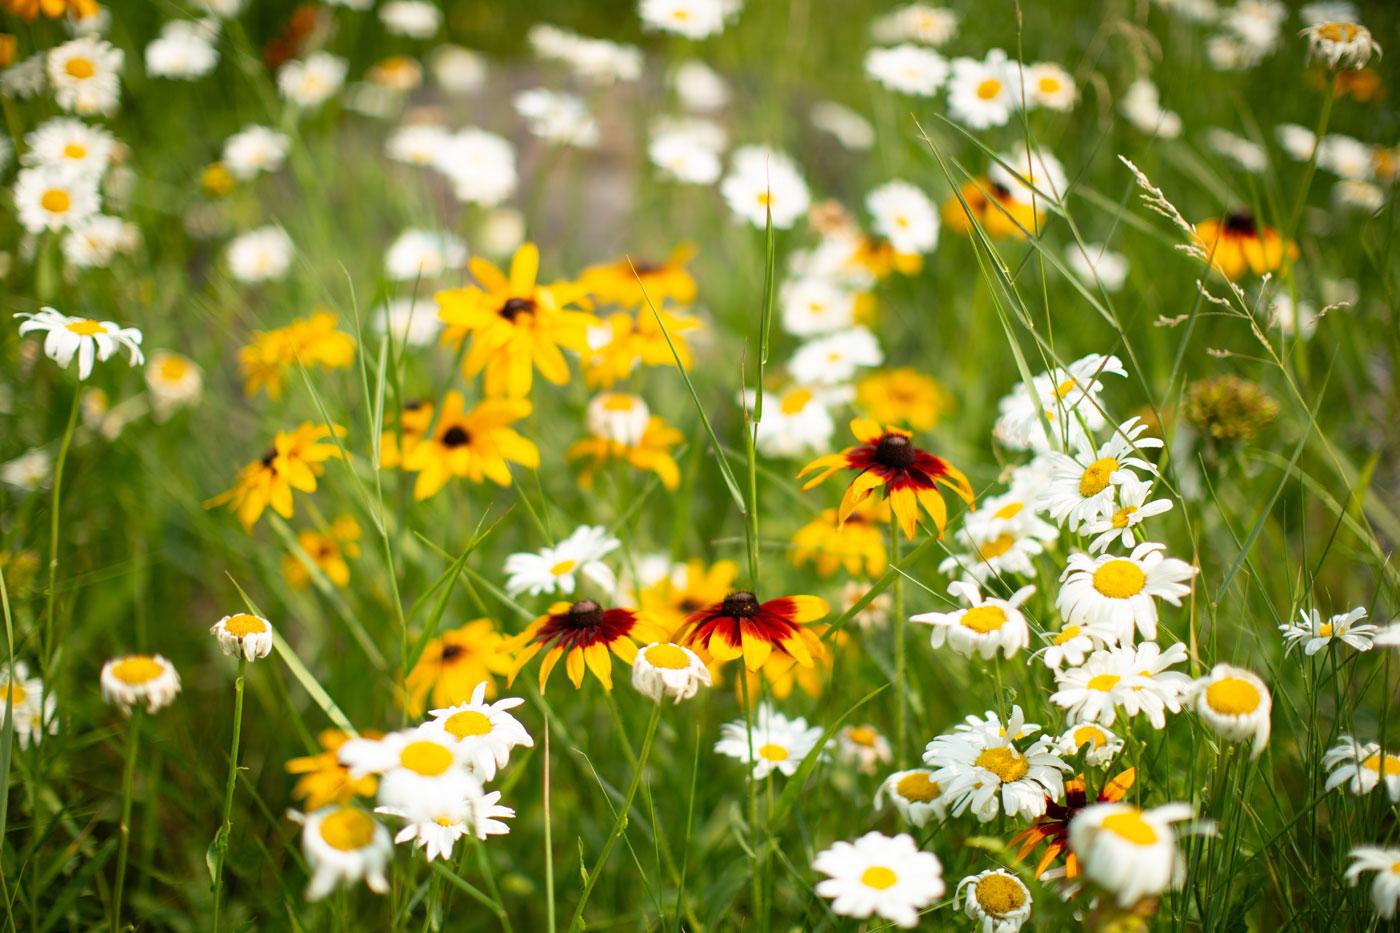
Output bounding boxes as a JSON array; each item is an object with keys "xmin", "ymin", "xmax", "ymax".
[
  {"xmin": 993, "ymin": 353, "xmax": 1126, "ymax": 453},
  {"xmin": 937, "ymin": 503, "xmax": 1055, "ymax": 584},
  {"xmin": 386, "ymin": 123, "xmax": 449, "ymax": 166},
  {"xmin": 631, "ymin": 642, "xmax": 712, "ymax": 704},
  {"xmin": 810, "ymin": 101, "xmax": 875, "ymax": 151},
  {"xmin": 1040, "ymin": 419, "xmax": 1164, "ymax": 533},
  {"xmin": 1334, "ymin": 180, "xmax": 1385, "ymax": 213},
  {"xmin": 910, "ymin": 581, "xmax": 1033, "ymax": 660},
  {"xmin": 955, "ymin": 868, "xmax": 1033, "ymax": 933},
  {"xmin": 385, "ymin": 228, "xmax": 467, "ymax": 282},
  {"xmin": 422, "ymin": 682, "xmax": 534, "ymax": 780},
  {"xmin": 871, "ymin": 4, "xmax": 959, "ymax": 45},
  {"xmin": 1300, "ymin": 2, "xmax": 1359, "ymax": 25},
  {"xmin": 836, "ymin": 724, "xmax": 893, "ymax": 774},
  {"xmin": 720, "ymin": 145, "xmax": 811, "ymax": 229},
  {"xmin": 209, "ymin": 612, "xmax": 274, "ymax": 662},
  {"xmin": 780, "ymin": 276, "xmax": 859, "ymax": 336},
  {"xmin": 1056, "ymin": 721, "xmax": 1123, "ymax": 767},
  {"xmin": 648, "ymin": 127, "xmax": 723, "ymax": 184},
  {"xmin": 2, "ymin": 53, "xmax": 47, "ymax": 100},
  {"xmin": 375, "ymin": 787, "xmax": 514, "ymax": 860},
  {"xmin": 1119, "ymin": 78, "xmax": 1182, "ymax": 139},
  {"xmin": 278, "ymin": 52, "xmax": 348, "ymax": 110},
  {"xmin": 1081, "ymin": 475, "xmax": 1173, "ymax": 553},
  {"xmin": 1069, "ymin": 801, "xmax": 1198, "ymax": 906},
  {"xmin": 22, "ymin": 117, "xmax": 115, "ymax": 177},
  {"xmin": 13, "ymin": 164, "xmax": 101, "ymax": 234},
  {"xmin": 1036, "ymin": 622, "xmax": 1108, "ymax": 670},
  {"xmin": 989, "ymin": 145, "xmax": 1068, "ymax": 208},
  {"xmin": 222, "ymin": 124, "xmax": 290, "ymax": 180},
  {"xmin": 672, "ymin": 59, "xmax": 728, "ymax": 110},
  {"xmin": 864, "ymin": 44, "xmax": 949, "ymax": 96},
  {"xmin": 1190, "ymin": 663, "xmax": 1271, "ymax": 759},
  {"xmin": 1064, "ymin": 242, "xmax": 1129, "ymax": 293},
  {"xmin": 1346, "ymin": 846, "xmax": 1400, "ymax": 920},
  {"xmin": 289, "ymin": 806, "xmax": 392, "ymax": 902},
  {"xmin": 639, "ymin": 0, "xmax": 728, "ymax": 39},
  {"xmin": 100, "ymin": 654, "xmax": 181, "ymax": 713},
  {"xmin": 380, "ymin": 0, "xmax": 441, "ymax": 38},
  {"xmin": 1279, "ymin": 607, "xmax": 1379, "ymax": 656},
  {"xmin": 813, "ymin": 831, "xmax": 945, "ymax": 929},
  {"xmin": 145, "ymin": 350, "xmax": 203, "ymax": 420},
  {"xmin": 924, "ymin": 706, "xmax": 1069, "ymax": 822},
  {"xmin": 434, "ymin": 129, "xmax": 517, "ymax": 207},
  {"xmin": 504, "ymin": 525, "xmax": 620, "ymax": 598},
  {"xmin": 1325, "ymin": 737, "xmax": 1400, "ymax": 802},
  {"xmin": 1317, "ymin": 133, "xmax": 1376, "ymax": 181},
  {"xmin": 62, "ymin": 214, "xmax": 137, "ymax": 269},
  {"xmin": 946, "ymin": 49, "xmax": 1016, "ymax": 129},
  {"xmin": 1373, "ymin": 624, "xmax": 1400, "ymax": 650},
  {"xmin": 1204, "ymin": 127, "xmax": 1267, "ymax": 173},
  {"xmin": 430, "ymin": 46, "xmax": 486, "ymax": 95},
  {"xmin": 0, "ymin": 661, "xmax": 57, "ymax": 749},
  {"xmin": 15, "ymin": 307, "xmax": 144, "ymax": 380},
  {"xmin": 714, "ymin": 703, "xmax": 823, "ymax": 779},
  {"xmin": 145, "ymin": 20, "xmax": 219, "ymax": 79},
  {"xmin": 876, "ymin": 769, "xmax": 948, "ymax": 827},
  {"xmin": 1023, "ymin": 61, "xmax": 1076, "ymax": 110},
  {"xmin": 867, "ymin": 180, "xmax": 939, "ymax": 255},
  {"xmin": 1275, "ymin": 123, "xmax": 1317, "ymax": 161},
  {"xmin": 226, "ymin": 225, "xmax": 293, "ymax": 282},
  {"xmin": 787, "ymin": 327, "xmax": 882, "ymax": 385},
  {"xmin": 740, "ymin": 384, "xmax": 851, "ymax": 459},
  {"xmin": 339, "ymin": 727, "xmax": 477, "ymax": 813},
  {"xmin": 372, "ymin": 298, "xmax": 444, "ymax": 348},
  {"xmin": 514, "ymin": 88, "xmax": 599, "ymax": 148},
  {"xmin": 1, "ymin": 449, "xmax": 52, "ymax": 491},
  {"xmin": 48, "ymin": 35, "xmax": 123, "ymax": 116},
  {"xmin": 585, "ymin": 393, "xmax": 652, "ymax": 446},
  {"xmin": 1051, "ymin": 641, "xmax": 1191, "ymax": 729}
]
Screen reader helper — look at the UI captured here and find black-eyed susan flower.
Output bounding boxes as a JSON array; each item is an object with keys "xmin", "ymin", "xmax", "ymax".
[
  {"xmin": 286, "ymin": 729, "xmax": 380, "ymax": 810},
  {"xmin": 677, "ymin": 591, "xmax": 828, "ymax": 671},
  {"xmin": 567, "ymin": 411, "xmax": 682, "ymax": 491},
  {"xmin": 741, "ymin": 623, "xmax": 847, "ymax": 700},
  {"xmin": 1009, "ymin": 768, "xmax": 1136, "ymax": 880},
  {"xmin": 238, "ymin": 311, "xmax": 356, "ymax": 399},
  {"xmin": 100, "ymin": 654, "xmax": 182, "ymax": 713},
  {"xmin": 579, "ymin": 243, "xmax": 697, "ymax": 308},
  {"xmin": 204, "ymin": 422, "xmax": 345, "ymax": 531},
  {"xmin": 637, "ymin": 557, "xmax": 739, "ymax": 637},
  {"xmin": 582, "ymin": 308, "xmax": 701, "ymax": 389},
  {"xmin": 941, "ymin": 176, "xmax": 1039, "ymax": 239},
  {"xmin": 798, "ymin": 418, "xmax": 974, "ymax": 539},
  {"xmin": 210, "ymin": 612, "xmax": 274, "ymax": 661},
  {"xmin": 282, "ymin": 516, "xmax": 361, "ymax": 590},
  {"xmin": 436, "ymin": 242, "xmax": 597, "ymax": 398},
  {"xmin": 790, "ymin": 497, "xmax": 888, "ymax": 578},
  {"xmin": 399, "ymin": 391, "xmax": 538, "ymax": 500},
  {"xmin": 503, "ymin": 599, "xmax": 668, "ymax": 691},
  {"xmin": 1192, "ymin": 211, "xmax": 1297, "ymax": 280},
  {"xmin": 855, "ymin": 368, "xmax": 948, "ymax": 432},
  {"xmin": 405, "ymin": 619, "xmax": 512, "ymax": 715}
]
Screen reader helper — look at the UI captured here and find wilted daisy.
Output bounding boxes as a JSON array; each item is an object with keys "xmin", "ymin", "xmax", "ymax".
[
  {"xmin": 1190, "ymin": 663, "xmax": 1271, "ymax": 759},
  {"xmin": 100, "ymin": 654, "xmax": 181, "ymax": 713},
  {"xmin": 289, "ymin": 806, "xmax": 392, "ymax": 902},
  {"xmin": 0, "ymin": 661, "xmax": 57, "ymax": 748},
  {"xmin": 721, "ymin": 146, "xmax": 810, "ymax": 229},
  {"xmin": 1346, "ymin": 846, "xmax": 1400, "ymax": 920},
  {"xmin": 385, "ymin": 228, "xmax": 467, "ymax": 282},
  {"xmin": 422, "ymin": 683, "xmax": 533, "ymax": 780},
  {"xmin": 1056, "ymin": 722, "xmax": 1123, "ymax": 767},
  {"xmin": 714, "ymin": 703, "xmax": 822, "ymax": 778},
  {"xmin": 145, "ymin": 20, "xmax": 218, "ymax": 79},
  {"xmin": 504, "ymin": 525, "xmax": 620, "ymax": 597},
  {"xmin": 226, "ymin": 225, "xmax": 293, "ymax": 282},
  {"xmin": 631, "ymin": 642, "xmax": 711, "ymax": 704},
  {"xmin": 864, "ymin": 44, "xmax": 948, "ymax": 96},
  {"xmin": 14, "ymin": 164, "xmax": 101, "ymax": 233},
  {"xmin": 1325, "ymin": 738, "xmax": 1400, "ymax": 801},
  {"xmin": 1069, "ymin": 801, "xmax": 1198, "ymax": 906},
  {"xmin": 1302, "ymin": 22, "xmax": 1381, "ymax": 70},
  {"xmin": 876, "ymin": 769, "xmax": 948, "ymax": 826},
  {"xmin": 15, "ymin": 307, "xmax": 144, "ymax": 380},
  {"xmin": 222, "ymin": 125, "xmax": 289, "ymax": 180},
  {"xmin": 867, "ymin": 180, "xmax": 939, "ymax": 255},
  {"xmin": 993, "ymin": 353, "xmax": 1127, "ymax": 452},
  {"xmin": 210, "ymin": 612, "xmax": 274, "ymax": 661},
  {"xmin": 1279, "ymin": 607, "xmax": 1379, "ymax": 656},
  {"xmin": 925, "ymin": 706, "xmax": 1069, "ymax": 822},
  {"xmin": 911, "ymin": 581, "xmax": 1033, "ymax": 660},
  {"xmin": 278, "ymin": 52, "xmax": 347, "ymax": 110},
  {"xmin": 813, "ymin": 832, "xmax": 945, "ymax": 928},
  {"xmin": 1051, "ymin": 641, "xmax": 1191, "ymax": 729},
  {"xmin": 947, "ymin": 50, "xmax": 1015, "ymax": 129},
  {"xmin": 639, "ymin": 0, "xmax": 728, "ymax": 39},
  {"xmin": 434, "ymin": 128, "xmax": 517, "ymax": 206},
  {"xmin": 956, "ymin": 868, "xmax": 1032, "ymax": 933},
  {"xmin": 48, "ymin": 35, "xmax": 123, "ymax": 115}
]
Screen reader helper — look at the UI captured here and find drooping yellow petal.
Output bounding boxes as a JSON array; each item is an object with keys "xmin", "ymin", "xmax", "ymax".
[
  {"xmin": 583, "ymin": 643, "xmax": 613, "ymax": 690},
  {"xmin": 838, "ymin": 470, "xmax": 887, "ymax": 523},
  {"xmin": 916, "ymin": 488, "xmax": 948, "ymax": 537},
  {"xmin": 564, "ymin": 647, "xmax": 586, "ymax": 688},
  {"xmin": 537, "ymin": 646, "xmax": 564, "ymax": 689},
  {"xmin": 888, "ymin": 485, "xmax": 919, "ymax": 539},
  {"xmin": 740, "ymin": 626, "xmax": 773, "ymax": 671}
]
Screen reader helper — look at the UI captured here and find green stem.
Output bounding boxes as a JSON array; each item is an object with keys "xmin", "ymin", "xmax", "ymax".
[
  {"xmin": 211, "ymin": 655, "xmax": 247, "ymax": 933},
  {"xmin": 1287, "ymin": 79, "xmax": 1336, "ymax": 241},
  {"xmin": 43, "ymin": 388, "xmax": 82, "ymax": 690},
  {"xmin": 112, "ymin": 709, "xmax": 143, "ymax": 933},
  {"xmin": 567, "ymin": 702, "xmax": 661, "ymax": 933},
  {"xmin": 739, "ymin": 671, "xmax": 762, "ymax": 924},
  {"xmin": 890, "ymin": 520, "xmax": 906, "ymax": 767}
]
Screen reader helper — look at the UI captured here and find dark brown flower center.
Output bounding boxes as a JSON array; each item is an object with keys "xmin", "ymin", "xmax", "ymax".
[
  {"xmin": 874, "ymin": 433, "xmax": 916, "ymax": 469},
  {"xmin": 441, "ymin": 642, "xmax": 464, "ymax": 662},
  {"xmin": 568, "ymin": 599, "xmax": 605, "ymax": 628},
  {"xmin": 441, "ymin": 426, "xmax": 471, "ymax": 448},
  {"xmin": 404, "ymin": 398, "xmax": 427, "ymax": 411},
  {"xmin": 499, "ymin": 297, "xmax": 536, "ymax": 322},
  {"xmin": 721, "ymin": 591, "xmax": 760, "ymax": 618},
  {"xmin": 260, "ymin": 446, "xmax": 278, "ymax": 468},
  {"xmin": 1223, "ymin": 210, "xmax": 1257, "ymax": 234}
]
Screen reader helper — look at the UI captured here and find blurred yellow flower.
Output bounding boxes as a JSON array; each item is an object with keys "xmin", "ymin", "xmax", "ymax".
[
  {"xmin": 399, "ymin": 390, "xmax": 538, "ymax": 500},
  {"xmin": 791, "ymin": 498, "xmax": 889, "ymax": 578},
  {"xmin": 205, "ymin": 422, "xmax": 345, "ymax": 531},
  {"xmin": 852, "ymin": 236, "xmax": 921, "ymax": 279},
  {"xmin": 377, "ymin": 398, "xmax": 435, "ymax": 469},
  {"xmin": 202, "ymin": 162, "xmax": 235, "ymax": 198},
  {"xmin": 437, "ymin": 243, "xmax": 597, "ymax": 398},
  {"xmin": 405, "ymin": 619, "xmax": 513, "ymax": 715},
  {"xmin": 582, "ymin": 307, "xmax": 700, "ymax": 388},
  {"xmin": 4, "ymin": 0, "xmax": 98, "ymax": 20},
  {"xmin": 942, "ymin": 177, "xmax": 1040, "ymax": 239},
  {"xmin": 580, "ymin": 243, "xmax": 697, "ymax": 308},
  {"xmin": 567, "ymin": 415, "xmax": 682, "ymax": 490},
  {"xmin": 286, "ymin": 729, "xmax": 380, "ymax": 810},
  {"xmin": 238, "ymin": 312, "xmax": 357, "ymax": 399},
  {"xmin": 282, "ymin": 516, "xmax": 362, "ymax": 590},
  {"xmin": 1192, "ymin": 212, "xmax": 1297, "ymax": 281},
  {"xmin": 856, "ymin": 368, "xmax": 948, "ymax": 431}
]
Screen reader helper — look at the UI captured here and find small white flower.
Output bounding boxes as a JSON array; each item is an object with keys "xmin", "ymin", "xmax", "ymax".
[
  {"xmin": 0, "ymin": 661, "xmax": 57, "ymax": 749},
  {"xmin": 648, "ymin": 126, "xmax": 723, "ymax": 184},
  {"xmin": 955, "ymin": 868, "xmax": 1033, "ymax": 933},
  {"xmin": 145, "ymin": 20, "xmax": 219, "ymax": 80},
  {"xmin": 15, "ymin": 307, "xmax": 144, "ymax": 380},
  {"xmin": 1, "ymin": 449, "xmax": 53, "ymax": 491},
  {"xmin": 1056, "ymin": 721, "xmax": 1123, "ymax": 767},
  {"xmin": 63, "ymin": 214, "xmax": 137, "ymax": 270},
  {"xmin": 946, "ymin": 49, "xmax": 1016, "ymax": 129},
  {"xmin": 585, "ymin": 393, "xmax": 652, "ymax": 446},
  {"xmin": 100, "ymin": 654, "xmax": 181, "ymax": 713},
  {"xmin": 226, "ymin": 225, "xmax": 293, "ymax": 282},
  {"xmin": 1036, "ymin": 622, "xmax": 1107, "ymax": 670},
  {"xmin": 740, "ymin": 384, "xmax": 851, "ymax": 459},
  {"xmin": 380, "ymin": 0, "xmax": 441, "ymax": 38},
  {"xmin": 836, "ymin": 724, "xmax": 893, "ymax": 774},
  {"xmin": 22, "ymin": 117, "xmax": 115, "ymax": 177},
  {"xmin": 48, "ymin": 36, "xmax": 124, "ymax": 116},
  {"xmin": 210, "ymin": 612, "xmax": 274, "ymax": 661},
  {"xmin": 779, "ymin": 277, "xmax": 859, "ymax": 336},
  {"xmin": 1275, "ymin": 123, "xmax": 1318, "ymax": 161},
  {"xmin": 1023, "ymin": 61, "xmax": 1076, "ymax": 110},
  {"xmin": 1346, "ymin": 846, "xmax": 1400, "ymax": 920},
  {"xmin": 1317, "ymin": 133, "xmax": 1376, "ymax": 181},
  {"xmin": 672, "ymin": 60, "xmax": 728, "ymax": 110},
  {"xmin": 222, "ymin": 125, "xmax": 290, "ymax": 180},
  {"xmin": 989, "ymin": 145, "xmax": 1067, "ymax": 208},
  {"xmin": 1205, "ymin": 127, "xmax": 1268, "ymax": 174},
  {"xmin": 1120, "ymin": 78, "xmax": 1182, "ymax": 138},
  {"xmin": 430, "ymin": 46, "xmax": 486, "ymax": 95},
  {"xmin": 639, "ymin": 0, "xmax": 729, "ymax": 39},
  {"xmin": 504, "ymin": 525, "xmax": 620, "ymax": 598},
  {"xmin": 373, "ymin": 298, "xmax": 444, "ymax": 348},
  {"xmin": 720, "ymin": 146, "xmax": 811, "ymax": 229},
  {"xmin": 289, "ymin": 806, "xmax": 392, "ymax": 902},
  {"xmin": 910, "ymin": 581, "xmax": 1033, "ymax": 660},
  {"xmin": 714, "ymin": 703, "xmax": 823, "ymax": 779},
  {"xmin": 433, "ymin": 129, "xmax": 517, "ymax": 207},
  {"xmin": 422, "ymin": 682, "xmax": 534, "ymax": 780},
  {"xmin": 867, "ymin": 180, "xmax": 939, "ymax": 255},
  {"xmin": 631, "ymin": 642, "xmax": 712, "ymax": 704},
  {"xmin": 13, "ymin": 164, "xmax": 101, "ymax": 234},
  {"xmin": 1050, "ymin": 642, "xmax": 1191, "ymax": 729},
  {"xmin": 1069, "ymin": 801, "xmax": 1198, "ymax": 906},
  {"xmin": 993, "ymin": 353, "xmax": 1126, "ymax": 453},
  {"xmin": 875, "ymin": 769, "xmax": 948, "ymax": 827},
  {"xmin": 788, "ymin": 327, "xmax": 883, "ymax": 385},
  {"xmin": 385, "ymin": 229, "xmax": 467, "ymax": 282},
  {"xmin": 810, "ymin": 101, "xmax": 875, "ymax": 151},
  {"xmin": 1040, "ymin": 418, "xmax": 1165, "ymax": 533},
  {"xmin": 813, "ymin": 831, "xmax": 945, "ymax": 928},
  {"xmin": 1190, "ymin": 663, "xmax": 1271, "ymax": 759},
  {"xmin": 278, "ymin": 52, "xmax": 348, "ymax": 110},
  {"xmin": 1081, "ymin": 475, "xmax": 1173, "ymax": 553},
  {"xmin": 864, "ymin": 44, "xmax": 948, "ymax": 96},
  {"xmin": 1301, "ymin": 21, "xmax": 1381, "ymax": 70},
  {"xmin": 870, "ymin": 4, "xmax": 958, "ymax": 45},
  {"xmin": 514, "ymin": 89, "xmax": 599, "ymax": 148},
  {"xmin": 386, "ymin": 124, "xmax": 450, "ymax": 166},
  {"xmin": 145, "ymin": 350, "xmax": 203, "ymax": 420},
  {"xmin": 1279, "ymin": 607, "xmax": 1379, "ymax": 656},
  {"xmin": 1325, "ymin": 737, "xmax": 1400, "ymax": 802},
  {"xmin": 1064, "ymin": 242, "xmax": 1129, "ymax": 293}
]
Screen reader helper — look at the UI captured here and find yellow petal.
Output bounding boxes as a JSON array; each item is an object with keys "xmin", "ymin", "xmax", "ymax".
[{"xmin": 850, "ymin": 418, "xmax": 884, "ymax": 444}]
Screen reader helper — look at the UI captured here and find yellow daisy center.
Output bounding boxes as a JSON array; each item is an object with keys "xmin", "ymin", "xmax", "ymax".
[
  {"xmin": 1, "ymin": 683, "xmax": 27, "ymax": 706},
  {"xmin": 602, "ymin": 395, "xmax": 635, "ymax": 411},
  {"xmin": 993, "ymin": 501, "xmax": 1024, "ymax": 519},
  {"xmin": 1087, "ymin": 673, "xmax": 1121, "ymax": 692},
  {"xmin": 65, "ymin": 57, "xmax": 95, "ymax": 79},
  {"xmin": 1054, "ymin": 625, "xmax": 1082, "ymax": 645},
  {"xmin": 159, "ymin": 356, "xmax": 190, "ymax": 380},
  {"xmin": 1038, "ymin": 76, "xmax": 1061, "ymax": 93},
  {"xmin": 222, "ymin": 613, "xmax": 267, "ymax": 637},
  {"xmin": 1362, "ymin": 753, "xmax": 1400, "ymax": 776},
  {"xmin": 444, "ymin": 710, "xmax": 493, "ymax": 738},
  {"xmin": 63, "ymin": 143, "xmax": 87, "ymax": 160},
  {"xmin": 550, "ymin": 560, "xmax": 576, "ymax": 577},
  {"xmin": 976, "ymin": 78, "xmax": 1002, "ymax": 99},
  {"xmin": 41, "ymin": 189, "xmax": 72, "ymax": 213},
  {"xmin": 978, "ymin": 533, "xmax": 1016, "ymax": 561},
  {"xmin": 1079, "ymin": 457, "xmax": 1119, "ymax": 497},
  {"xmin": 861, "ymin": 866, "xmax": 898, "ymax": 890},
  {"xmin": 1073, "ymin": 724, "xmax": 1107, "ymax": 749},
  {"xmin": 961, "ymin": 605, "xmax": 1008, "ymax": 634},
  {"xmin": 1111, "ymin": 505, "xmax": 1138, "ymax": 529},
  {"xmin": 781, "ymin": 389, "xmax": 813, "ymax": 415},
  {"xmin": 895, "ymin": 771, "xmax": 940, "ymax": 802},
  {"xmin": 644, "ymin": 643, "xmax": 692, "ymax": 670},
  {"xmin": 399, "ymin": 741, "xmax": 453, "ymax": 776},
  {"xmin": 110, "ymin": 656, "xmax": 164, "ymax": 686},
  {"xmin": 975, "ymin": 746, "xmax": 1028, "ymax": 783},
  {"xmin": 1318, "ymin": 23, "xmax": 1358, "ymax": 42},
  {"xmin": 1101, "ymin": 810, "xmax": 1158, "ymax": 845},
  {"xmin": 848, "ymin": 726, "xmax": 878, "ymax": 747},
  {"xmin": 976, "ymin": 873, "xmax": 1026, "ymax": 916},
  {"xmin": 1093, "ymin": 559, "xmax": 1147, "ymax": 598},
  {"xmin": 1205, "ymin": 677, "xmax": 1261, "ymax": 716},
  {"xmin": 1055, "ymin": 378, "xmax": 1078, "ymax": 398},
  {"xmin": 756, "ymin": 192, "xmax": 772, "ymax": 206},
  {"xmin": 1317, "ymin": 623, "xmax": 1334, "ymax": 638},
  {"xmin": 434, "ymin": 816, "xmax": 459, "ymax": 827},
  {"xmin": 758, "ymin": 743, "xmax": 789, "ymax": 762},
  {"xmin": 66, "ymin": 319, "xmax": 107, "ymax": 336},
  {"xmin": 318, "ymin": 808, "xmax": 375, "ymax": 851}
]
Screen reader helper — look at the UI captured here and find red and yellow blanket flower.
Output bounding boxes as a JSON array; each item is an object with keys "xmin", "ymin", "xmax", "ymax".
[
  {"xmin": 1010, "ymin": 768, "xmax": 1136, "ymax": 880},
  {"xmin": 676, "ymin": 591, "xmax": 829, "ymax": 671},
  {"xmin": 504, "ymin": 600, "xmax": 668, "ymax": 691},
  {"xmin": 1192, "ymin": 211, "xmax": 1297, "ymax": 280}
]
